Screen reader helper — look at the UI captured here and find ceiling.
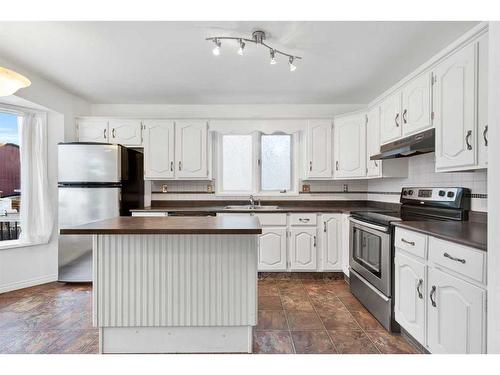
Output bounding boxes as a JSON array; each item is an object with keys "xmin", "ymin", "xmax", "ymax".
[{"xmin": 0, "ymin": 21, "xmax": 478, "ymax": 104}]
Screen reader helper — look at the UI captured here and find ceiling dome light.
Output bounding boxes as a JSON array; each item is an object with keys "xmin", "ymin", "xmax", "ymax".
[
  {"xmin": 237, "ymin": 39, "xmax": 245, "ymax": 56},
  {"xmin": 270, "ymin": 50, "xmax": 277, "ymax": 65},
  {"xmin": 289, "ymin": 57, "xmax": 297, "ymax": 72},
  {"xmin": 212, "ymin": 39, "xmax": 221, "ymax": 56},
  {"xmin": 0, "ymin": 66, "xmax": 31, "ymax": 97}
]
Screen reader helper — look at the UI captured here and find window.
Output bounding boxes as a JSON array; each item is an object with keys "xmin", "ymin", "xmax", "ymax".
[
  {"xmin": 0, "ymin": 111, "xmax": 21, "ymax": 241},
  {"xmin": 217, "ymin": 132, "xmax": 296, "ymax": 195}
]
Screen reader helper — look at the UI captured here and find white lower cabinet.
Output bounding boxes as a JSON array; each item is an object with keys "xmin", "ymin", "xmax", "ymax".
[
  {"xmin": 258, "ymin": 227, "xmax": 287, "ymax": 271},
  {"xmin": 427, "ymin": 267, "xmax": 486, "ymax": 354},
  {"xmin": 394, "ymin": 227, "xmax": 487, "ymax": 354},
  {"xmin": 289, "ymin": 227, "xmax": 317, "ymax": 271},
  {"xmin": 321, "ymin": 214, "xmax": 342, "ymax": 271}
]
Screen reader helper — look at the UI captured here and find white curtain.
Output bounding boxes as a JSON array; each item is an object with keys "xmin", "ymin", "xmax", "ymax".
[{"xmin": 19, "ymin": 112, "xmax": 53, "ymax": 244}]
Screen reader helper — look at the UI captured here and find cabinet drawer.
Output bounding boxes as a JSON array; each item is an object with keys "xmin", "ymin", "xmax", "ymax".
[
  {"xmin": 254, "ymin": 213, "xmax": 287, "ymax": 226},
  {"xmin": 395, "ymin": 228, "xmax": 428, "ymax": 259},
  {"xmin": 429, "ymin": 237, "xmax": 486, "ymax": 284},
  {"xmin": 289, "ymin": 213, "xmax": 317, "ymax": 226}
]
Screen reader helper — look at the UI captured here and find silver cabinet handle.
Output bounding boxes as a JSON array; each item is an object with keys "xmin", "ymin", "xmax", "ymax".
[
  {"xmin": 112, "ymin": 128, "xmax": 116, "ymax": 138},
  {"xmin": 335, "ymin": 161, "xmax": 339, "ymax": 171},
  {"xmin": 374, "ymin": 160, "xmax": 378, "ymax": 167},
  {"xmin": 103, "ymin": 128, "xmax": 107, "ymax": 139},
  {"xmin": 178, "ymin": 161, "xmax": 182, "ymax": 171},
  {"xmin": 483, "ymin": 125, "xmax": 488, "ymax": 147},
  {"xmin": 309, "ymin": 161, "xmax": 312, "ymax": 171},
  {"xmin": 395, "ymin": 113, "xmax": 400, "ymax": 127},
  {"xmin": 430, "ymin": 285, "xmax": 437, "ymax": 307},
  {"xmin": 402, "ymin": 109, "xmax": 408, "ymax": 124},
  {"xmin": 416, "ymin": 279, "xmax": 423, "ymax": 299},
  {"xmin": 299, "ymin": 218, "xmax": 310, "ymax": 223},
  {"xmin": 323, "ymin": 222, "xmax": 327, "ymax": 233},
  {"xmin": 170, "ymin": 161, "xmax": 174, "ymax": 172},
  {"xmin": 401, "ymin": 238, "xmax": 415, "ymax": 246},
  {"xmin": 465, "ymin": 130, "xmax": 472, "ymax": 150},
  {"xmin": 313, "ymin": 236, "xmax": 316, "ymax": 247},
  {"xmin": 443, "ymin": 252, "xmax": 466, "ymax": 264}
]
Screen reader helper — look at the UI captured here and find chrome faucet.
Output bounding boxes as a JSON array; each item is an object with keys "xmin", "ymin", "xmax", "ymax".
[{"xmin": 249, "ymin": 195, "xmax": 255, "ymax": 207}]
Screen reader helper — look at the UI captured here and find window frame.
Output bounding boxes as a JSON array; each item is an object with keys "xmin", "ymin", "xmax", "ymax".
[{"xmin": 215, "ymin": 131, "xmax": 299, "ymax": 197}]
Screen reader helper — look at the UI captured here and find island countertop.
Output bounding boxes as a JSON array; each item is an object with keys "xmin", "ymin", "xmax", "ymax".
[{"xmin": 60, "ymin": 216, "xmax": 262, "ymax": 235}]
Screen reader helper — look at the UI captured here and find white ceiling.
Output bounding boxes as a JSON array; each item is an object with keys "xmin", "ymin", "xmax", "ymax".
[{"xmin": 0, "ymin": 21, "xmax": 478, "ymax": 104}]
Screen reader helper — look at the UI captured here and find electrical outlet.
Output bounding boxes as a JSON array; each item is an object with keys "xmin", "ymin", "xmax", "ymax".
[
  {"xmin": 343, "ymin": 184, "xmax": 348, "ymax": 192},
  {"xmin": 207, "ymin": 184, "xmax": 213, "ymax": 193},
  {"xmin": 161, "ymin": 184, "xmax": 168, "ymax": 193},
  {"xmin": 302, "ymin": 184, "xmax": 311, "ymax": 193}
]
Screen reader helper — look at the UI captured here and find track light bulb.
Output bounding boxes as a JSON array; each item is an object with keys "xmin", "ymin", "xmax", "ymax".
[
  {"xmin": 270, "ymin": 50, "xmax": 277, "ymax": 65},
  {"xmin": 237, "ymin": 39, "xmax": 245, "ymax": 56},
  {"xmin": 212, "ymin": 39, "xmax": 221, "ymax": 56},
  {"xmin": 289, "ymin": 56, "xmax": 297, "ymax": 72}
]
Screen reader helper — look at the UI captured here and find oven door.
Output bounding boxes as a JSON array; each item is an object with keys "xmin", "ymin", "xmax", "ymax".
[{"xmin": 349, "ymin": 217, "xmax": 391, "ymax": 296}]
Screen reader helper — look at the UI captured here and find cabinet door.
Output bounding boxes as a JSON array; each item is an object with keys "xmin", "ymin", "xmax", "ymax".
[
  {"xmin": 380, "ymin": 92, "xmax": 402, "ymax": 144},
  {"xmin": 77, "ymin": 119, "xmax": 108, "ymax": 142},
  {"xmin": 108, "ymin": 119, "xmax": 143, "ymax": 146},
  {"xmin": 427, "ymin": 267, "xmax": 486, "ymax": 354},
  {"xmin": 175, "ymin": 120, "xmax": 208, "ymax": 179},
  {"xmin": 394, "ymin": 252, "xmax": 426, "ymax": 345},
  {"xmin": 477, "ymin": 34, "xmax": 488, "ymax": 168},
  {"xmin": 290, "ymin": 227, "xmax": 317, "ymax": 271},
  {"xmin": 434, "ymin": 43, "xmax": 477, "ymax": 171},
  {"xmin": 321, "ymin": 214, "xmax": 342, "ymax": 271},
  {"xmin": 333, "ymin": 114, "xmax": 366, "ymax": 178},
  {"xmin": 401, "ymin": 72, "xmax": 432, "ymax": 136},
  {"xmin": 258, "ymin": 227, "xmax": 287, "ymax": 271},
  {"xmin": 143, "ymin": 120, "xmax": 175, "ymax": 180},
  {"xmin": 305, "ymin": 120, "xmax": 332, "ymax": 179},
  {"xmin": 366, "ymin": 108, "xmax": 381, "ymax": 177}
]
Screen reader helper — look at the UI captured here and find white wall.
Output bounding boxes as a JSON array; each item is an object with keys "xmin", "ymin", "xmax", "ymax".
[
  {"xmin": 368, "ymin": 153, "xmax": 487, "ymax": 212},
  {"xmin": 0, "ymin": 57, "xmax": 90, "ymax": 292}
]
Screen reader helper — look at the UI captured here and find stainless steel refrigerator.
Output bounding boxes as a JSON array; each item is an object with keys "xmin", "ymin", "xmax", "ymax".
[{"xmin": 58, "ymin": 143, "xmax": 144, "ymax": 282}]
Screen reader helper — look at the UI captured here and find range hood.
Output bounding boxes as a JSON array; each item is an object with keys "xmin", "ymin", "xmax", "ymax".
[{"xmin": 371, "ymin": 128, "xmax": 435, "ymax": 160}]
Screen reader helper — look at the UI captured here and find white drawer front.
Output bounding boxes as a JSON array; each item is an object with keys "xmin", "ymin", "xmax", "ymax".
[
  {"xmin": 289, "ymin": 213, "xmax": 317, "ymax": 226},
  {"xmin": 395, "ymin": 228, "xmax": 428, "ymax": 259},
  {"xmin": 254, "ymin": 213, "xmax": 287, "ymax": 226},
  {"xmin": 429, "ymin": 237, "xmax": 486, "ymax": 284},
  {"xmin": 131, "ymin": 212, "xmax": 168, "ymax": 217}
]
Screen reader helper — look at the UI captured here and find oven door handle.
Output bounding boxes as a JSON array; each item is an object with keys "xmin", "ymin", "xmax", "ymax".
[{"xmin": 349, "ymin": 217, "xmax": 389, "ymax": 233}]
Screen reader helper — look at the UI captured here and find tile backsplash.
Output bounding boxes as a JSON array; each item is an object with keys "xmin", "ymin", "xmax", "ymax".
[{"xmin": 149, "ymin": 153, "xmax": 487, "ymax": 212}]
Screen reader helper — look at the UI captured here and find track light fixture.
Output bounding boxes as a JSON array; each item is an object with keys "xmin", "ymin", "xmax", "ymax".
[{"xmin": 206, "ymin": 30, "xmax": 301, "ymax": 71}]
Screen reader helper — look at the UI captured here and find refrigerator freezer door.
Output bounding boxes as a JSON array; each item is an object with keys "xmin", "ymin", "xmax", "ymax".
[
  {"xmin": 58, "ymin": 186, "xmax": 120, "ymax": 282},
  {"xmin": 58, "ymin": 143, "xmax": 121, "ymax": 183}
]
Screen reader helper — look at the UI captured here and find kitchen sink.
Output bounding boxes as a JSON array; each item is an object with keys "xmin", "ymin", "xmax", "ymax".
[{"xmin": 224, "ymin": 205, "xmax": 281, "ymax": 210}]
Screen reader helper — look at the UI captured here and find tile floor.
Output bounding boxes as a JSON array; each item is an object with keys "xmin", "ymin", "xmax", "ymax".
[{"xmin": 0, "ymin": 278, "xmax": 419, "ymax": 354}]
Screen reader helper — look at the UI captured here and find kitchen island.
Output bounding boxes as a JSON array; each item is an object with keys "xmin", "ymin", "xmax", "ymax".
[{"xmin": 60, "ymin": 216, "xmax": 261, "ymax": 354}]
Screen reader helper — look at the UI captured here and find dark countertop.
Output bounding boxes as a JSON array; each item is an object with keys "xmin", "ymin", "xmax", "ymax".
[
  {"xmin": 393, "ymin": 221, "xmax": 487, "ymax": 251},
  {"xmin": 59, "ymin": 216, "xmax": 262, "ymax": 235}
]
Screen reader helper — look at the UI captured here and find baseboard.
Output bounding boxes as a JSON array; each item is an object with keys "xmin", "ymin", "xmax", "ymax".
[
  {"xmin": 0, "ymin": 273, "xmax": 58, "ymax": 294},
  {"xmin": 258, "ymin": 271, "xmax": 344, "ymax": 280}
]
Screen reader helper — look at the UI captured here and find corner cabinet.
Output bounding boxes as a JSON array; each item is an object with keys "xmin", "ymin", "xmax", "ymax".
[
  {"xmin": 304, "ymin": 120, "xmax": 333, "ymax": 179},
  {"xmin": 333, "ymin": 113, "xmax": 367, "ymax": 179}
]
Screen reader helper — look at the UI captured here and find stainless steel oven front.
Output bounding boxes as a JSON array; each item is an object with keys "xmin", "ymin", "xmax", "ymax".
[{"xmin": 349, "ymin": 217, "xmax": 392, "ymax": 297}]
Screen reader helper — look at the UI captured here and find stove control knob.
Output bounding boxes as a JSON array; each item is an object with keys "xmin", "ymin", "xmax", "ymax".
[
  {"xmin": 439, "ymin": 190, "xmax": 446, "ymax": 197},
  {"xmin": 408, "ymin": 190, "xmax": 414, "ymax": 196},
  {"xmin": 447, "ymin": 191, "xmax": 455, "ymax": 198},
  {"xmin": 403, "ymin": 190, "xmax": 408, "ymax": 196}
]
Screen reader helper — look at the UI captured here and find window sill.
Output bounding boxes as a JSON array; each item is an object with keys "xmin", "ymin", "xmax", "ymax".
[{"xmin": 0, "ymin": 240, "xmax": 45, "ymax": 251}]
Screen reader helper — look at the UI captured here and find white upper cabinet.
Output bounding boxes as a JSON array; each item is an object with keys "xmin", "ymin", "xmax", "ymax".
[
  {"xmin": 175, "ymin": 120, "xmax": 209, "ymax": 179},
  {"xmin": 304, "ymin": 120, "xmax": 333, "ymax": 179},
  {"xmin": 477, "ymin": 33, "xmax": 488, "ymax": 168},
  {"xmin": 394, "ymin": 251, "xmax": 426, "ymax": 344},
  {"xmin": 401, "ymin": 72, "xmax": 432, "ymax": 136},
  {"xmin": 321, "ymin": 214, "xmax": 342, "ymax": 271},
  {"xmin": 333, "ymin": 113, "xmax": 366, "ymax": 179},
  {"xmin": 433, "ymin": 43, "xmax": 477, "ymax": 171},
  {"xmin": 77, "ymin": 118, "xmax": 108, "ymax": 143},
  {"xmin": 366, "ymin": 107, "xmax": 381, "ymax": 177},
  {"xmin": 289, "ymin": 227, "xmax": 317, "ymax": 271},
  {"xmin": 427, "ymin": 267, "xmax": 486, "ymax": 354},
  {"xmin": 380, "ymin": 91, "xmax": 402, "ymax": 144},
  {"xmin": 108, "ymin": 119, "xmax": 143, "ymax": 146},
  {"xmin": 258, "ymin": 227, "xmax": 287, "ymax": 271},
  {"xmin": 143, "ymin": 120, "xmax": 175, "ymax": 180}
]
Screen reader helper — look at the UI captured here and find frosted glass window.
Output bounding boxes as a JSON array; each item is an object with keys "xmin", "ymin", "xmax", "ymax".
[
  {"xmin": 261, "ymin": 135, "xmax": 292, "ymax": 191},
  {"xmin": 221, "ymin": 135, "xmax": 253, "ymax": 192}
]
